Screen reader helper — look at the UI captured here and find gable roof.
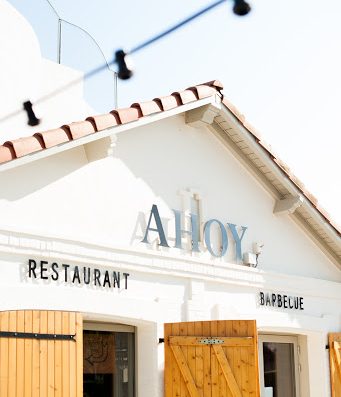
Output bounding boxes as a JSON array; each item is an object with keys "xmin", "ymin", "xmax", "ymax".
[{"xmin": 0, "ymin": 80, "xmax": 340, "ymax": 265}]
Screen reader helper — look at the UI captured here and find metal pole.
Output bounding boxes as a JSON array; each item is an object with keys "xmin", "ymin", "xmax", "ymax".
[
  {"xmin": 57, "ymin": 18, "xmax": 62, "ymax": 64},
  {"xmin": 114, "ymin": 72, "xmax": 118, "ymax": 109}
]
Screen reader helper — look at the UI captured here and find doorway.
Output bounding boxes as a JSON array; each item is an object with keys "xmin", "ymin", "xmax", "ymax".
[
  {"xmin": 258, "ymin": 335, "xmax": 300, "ymax": 397},
  {"xmin": 83, "ymin": 323, "xmax": 135, "ymax": 397}
]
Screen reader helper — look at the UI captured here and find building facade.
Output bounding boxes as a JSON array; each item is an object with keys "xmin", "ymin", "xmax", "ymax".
[{"xmin": 0, "ymin": 80, "xmax": 340, "ymax": 397}]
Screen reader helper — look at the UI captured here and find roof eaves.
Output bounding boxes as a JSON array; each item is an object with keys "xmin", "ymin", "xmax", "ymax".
[
  {"xmin": 220, "ymin": 97, "xmax": 341, "ymax": 243},
  {"xmin": 0, "ymin": 93, "xmax": 221, "ymax": 173}
]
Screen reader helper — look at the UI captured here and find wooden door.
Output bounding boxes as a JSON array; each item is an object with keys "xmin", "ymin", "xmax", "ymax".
[
  {"xmin": 0, "ymin": 310, "xmax": 83, "ymax": 397},
  {"xmin": 329, "ymin": 333, "xmax": 341, "ymax": 397},
  {"xmin": 164, "ymin": 320, "xmax": 260, "ymax": 397}
]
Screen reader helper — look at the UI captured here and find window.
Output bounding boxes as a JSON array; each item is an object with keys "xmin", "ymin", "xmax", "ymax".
[
  {"xmin": 259, "ymin": 335, "xmax": 300, "ymax": 397},
  {"xmin": 83, "ymin": 323, "xmax": 135, "ymax": 397}
]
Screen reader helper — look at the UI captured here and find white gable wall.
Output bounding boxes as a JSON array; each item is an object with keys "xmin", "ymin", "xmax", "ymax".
[{"xmin": 0, "ymin": 114, "xmax": 338, "ymax": 281}]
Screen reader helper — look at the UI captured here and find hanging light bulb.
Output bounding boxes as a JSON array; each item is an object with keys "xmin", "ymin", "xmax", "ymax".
[
  {"xmin": 115, "ymin": 50, "xmax": 133, "ymax": 80},
  {"xmin": 233, "ymin": 0, "xmax": 251, "ymax": 16},
  {"xmin": 23, "ymin": 101, "xmax": 40, "ymax": 126}
]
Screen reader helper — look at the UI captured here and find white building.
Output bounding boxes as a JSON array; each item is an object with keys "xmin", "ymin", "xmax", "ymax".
[{"xmin": 0, "ymin": 2, "xmax": 340, "ymax": 397}]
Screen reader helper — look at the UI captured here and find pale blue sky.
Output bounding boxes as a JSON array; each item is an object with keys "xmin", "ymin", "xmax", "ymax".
[{"xmin": 9, "ymin": 0, "xmax": 341, "ymax": 225}]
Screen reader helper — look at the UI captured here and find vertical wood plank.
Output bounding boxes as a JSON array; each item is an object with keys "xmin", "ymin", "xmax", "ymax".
[
  {"xmin": 47, "ymin": 311, "xmax": 55, "ymax": 397},
  {"xmin": 8, "ymin": 311, "xmax": 17, "ymax": 397},
  {"xmin": 165, "ymin": 323, "xmax": 173, "ymax": 397},
  {"xmin": 54, "ymin": 312, "xmax": 62, "ymax": 397},
  {"xmin": 247, "ymin": 321, "xmax": 259, "ymax": 397},
  {"xmin": 0, "ymin": 311, "xmax": 9, "ymax": 397},
  {"xmin": 62, "ymin": 312, "xmax": 70, "ymax": 397},
  {"xmin": 16, "ymin": 311, "xmax": 25, "ymax": 397},
  {"xmin": 194, "ymin": 322, "xmax": 203, "ymax": 397},
  {"xmin": 217, "ymin": 321, "xmax": 228, "ymax": 397},
  {"xmin": 24, "ymin": 311, "xmax": 33, "ymax": 397},
  {"xmin": 179, "ymin": 321, "xmax": 188, "ymax": 397},
  {"xmin": 32, "ymin": 311, "xmax": 40, "ymax": 397},
  {"xmin": 172, "ymin": 322, "xmax": 181, "ymax": 397},
  {"xmin": 187, "ymin": 322, "xmax": 196, "ymax": 397},
  {"xmin": 75, "ymin": 312, "xmax": 83, "ymax": 397},
  {"xmin": 232, "ymin": 321, "xmax": 241, "ymax": 395},
  {"xmin": 210, "ymin": 321, "xmax": 219, "ymax": 397},
  {"xmin": 69, "ymin": 312, "xmax": 76, "ymax": 397},
  {"xmin": 202, "ymin": 322, "xmax": 211, "ymax": 397},
  {"xmin": 239, "ymin": 320, "xmax": 249, "ymax": 396},
  {"xmin": 39, "ymin": 311, "xmax": 48, "ymax": 397}
]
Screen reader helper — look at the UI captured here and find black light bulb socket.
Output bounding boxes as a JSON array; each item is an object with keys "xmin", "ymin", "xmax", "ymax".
[
  {"xmin": 233, "ymin": 0, "xmax": 251, "ymax": 16},
  {"xmin": 23, "ymin": 101, "xmax": 40, "ymax": 127},
  {"xmin": 115, "ymin": 50, "xmax": 133, "ymax": 80}
]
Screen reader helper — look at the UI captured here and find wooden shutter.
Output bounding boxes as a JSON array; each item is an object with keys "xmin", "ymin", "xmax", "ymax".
[
  {"xmin": 164, "ymin": 320, "xmax": 260, "ymax": 397},
  {"xmin": 0, "ymin": 310, "xmax": 83, "ymax": 397},
  {"xmin": 329, "ymin": 333, "xmax": 341, "ymax": 397}
]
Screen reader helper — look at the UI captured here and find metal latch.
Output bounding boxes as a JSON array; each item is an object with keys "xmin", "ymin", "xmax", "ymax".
[{"xmin": 198, "ymin": 338, "xmax": 224, "ymax": 345}]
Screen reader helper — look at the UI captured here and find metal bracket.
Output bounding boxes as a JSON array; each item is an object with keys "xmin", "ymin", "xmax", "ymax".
[
  {"xmin": 0, "ymin": 331, "xmax": 76, "ymax": 341},
  {"xmin": 198, "ymin": 338, "xmax": 224, "ymax": 345}
]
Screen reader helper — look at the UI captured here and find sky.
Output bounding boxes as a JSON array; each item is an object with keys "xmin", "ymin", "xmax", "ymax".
[{"xmin": 8, "ymin": 0, "xmax": 341, "ymax": 226}]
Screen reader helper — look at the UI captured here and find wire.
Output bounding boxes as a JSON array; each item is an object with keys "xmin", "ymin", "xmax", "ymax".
[
  {"xmin": 43, "ymin": 0, "xmax": 116, "ymax": 74},
  {"xmin": 61, "ymin": 19, "xmax": 116, "ymax": 74},
  {"xmin": 130, "ymin": 0, "xmax": 226, "ymax": 55},
  {"xmin": 44, "ymin": 0, "xmax": 60, "ymax": 19}
]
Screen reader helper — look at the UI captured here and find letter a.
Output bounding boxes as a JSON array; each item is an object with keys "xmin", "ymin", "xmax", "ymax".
[{"xmin": 142, "ymin": 204, "xmax": 169, "ymax": 247}]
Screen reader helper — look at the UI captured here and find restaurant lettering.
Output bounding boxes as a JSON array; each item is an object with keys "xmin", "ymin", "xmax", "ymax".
[
  {"xmin": 28, "ymin": 259, "xmax": 129, "ymax": 289},
  {"xmin": 141, "ymin": 204, "xmax": 247, "ymax": 260}
]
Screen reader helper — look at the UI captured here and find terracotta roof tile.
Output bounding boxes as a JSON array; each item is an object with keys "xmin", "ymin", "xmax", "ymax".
[
  {"xmin": 172, "ymin": 89, "xmax": 198, "ymax": 104},
  {"xmin": 203, "ymin": 80, "xmax": 224, "ymax": 91},
  {"xmin": 131, "ymin": 100, "xmax": 162, "ymax": 116},
  {"xmin": 4, "ymin": 136, "xmax": 44, "ymax": 158},
  {"xmin": 113, "ymin": 107, "xmax": 140, "ymax": 124},
  {"xmin": 62, "ymin": 120, "xmax": 96, "ymax": 140},
  {"xmin": 187, "ymin": 85, "xmax": 217, "ymax": 99},
  {"xmin": 87, "ymin": 113, "xmax": 120, "ymax": 131},
  {"xmin": 153, "ymin": 95, "xmax": 182, "ymax": 111},
  {"xmin": 34, "ymin": 128, "xmax": 71, "ymax": 149},
  {"xmin": 0, "ymin": 145, "xmax": 16, "ymax": 163}
]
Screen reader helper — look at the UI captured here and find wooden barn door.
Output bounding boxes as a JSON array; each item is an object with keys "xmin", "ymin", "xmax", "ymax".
[
  {"xmin": 0, "ymin": 310, "xmax": 83, "ymax": 397},
  {"xmin": 329, "ymin": 333, "xmax": 341, "ymax": 397},
  {"xmin": 164, "ymin": 320, "xmax": 260, "ymax": 397}
]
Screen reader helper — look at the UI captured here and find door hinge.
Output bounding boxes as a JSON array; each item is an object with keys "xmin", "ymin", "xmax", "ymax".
[
  {"xmin": 0, "ymin": 331, "xmax": 76, "ymax": 341},
  {"xmin": 297, "ymin": 345, "xmax": 301, "ymax": 355},
  {"xmin": 298, "ymin": 363, "xmax": 302, "ymax": 373}
]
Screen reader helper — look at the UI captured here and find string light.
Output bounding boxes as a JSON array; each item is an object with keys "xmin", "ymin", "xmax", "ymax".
[
  {"xmin": 233, "ymin": 0, "xmax": 251, "ymax": 16},
  {"xmin": 23, "ymin": 101, "xmax": 40, "ymax": 126}
]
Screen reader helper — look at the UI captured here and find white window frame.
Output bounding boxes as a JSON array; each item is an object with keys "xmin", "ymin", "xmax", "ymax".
[{"xmin": 258, "ymin": 334, "xmax": 300, "ymax": 397}]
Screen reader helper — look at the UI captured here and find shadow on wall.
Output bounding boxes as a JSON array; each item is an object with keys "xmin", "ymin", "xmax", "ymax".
[{"xmin": 0, "ymin": 145, "xmax": 88, "ymax": 201}]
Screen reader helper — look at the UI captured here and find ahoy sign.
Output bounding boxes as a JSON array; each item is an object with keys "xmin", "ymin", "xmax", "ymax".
[{"xmin": 141, "ymin": 204, "xmax": 247, "ymax": 261}]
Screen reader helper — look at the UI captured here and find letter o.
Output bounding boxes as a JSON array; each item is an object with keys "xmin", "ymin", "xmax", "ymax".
[{"xmin": 204, "ymin": 219, "xmax": 228, "ymax": 257}]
